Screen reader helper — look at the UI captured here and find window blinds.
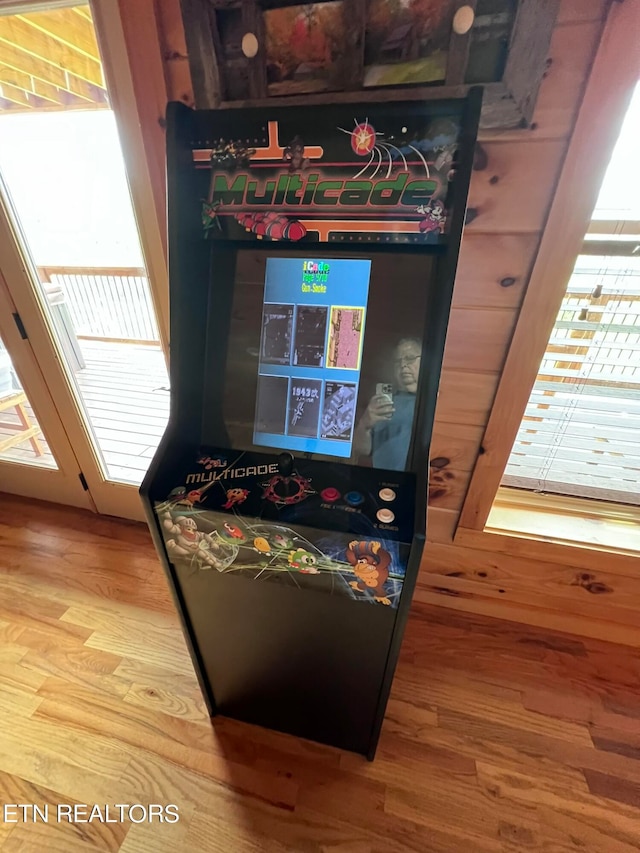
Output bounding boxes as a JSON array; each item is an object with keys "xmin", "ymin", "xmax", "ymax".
[{"xmin": 503, "ymin": 251, "xmax": 640, "ymax": 505}]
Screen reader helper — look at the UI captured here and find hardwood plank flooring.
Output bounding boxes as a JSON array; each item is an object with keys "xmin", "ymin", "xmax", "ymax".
[{"xmin": 1, "ymin": 493, "xmax": 640, "ymax": 851}]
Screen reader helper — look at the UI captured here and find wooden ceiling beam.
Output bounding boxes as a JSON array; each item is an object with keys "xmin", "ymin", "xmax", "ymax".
[
  {"xmin": 0, "ymin": 80, "xmax": 30, "ymax": 107},
  {"xmin": 0, "ymin": 65, "xmax": 65, "ymax": 105},
  {"xmin": 0, "ymin": 40, "xmax": 105, "ymax": 102},
  {"xmin": 72, "ymin": 6, "xmax": 93, "ymax": 24},
  {"xmin": 0, "ymin": 94, "xmax": 103, "ymax": 113},
  {"xmin": 15, "ymin": 9, "xmax": 101, "ymax": 64},
  {"xmin": 0, "ymin": 16, "xmax": 104, "ymax": 87}
]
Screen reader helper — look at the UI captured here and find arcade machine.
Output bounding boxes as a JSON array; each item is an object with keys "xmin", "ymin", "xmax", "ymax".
[{"xmin": 141, "ymin": 91, "xmax": 481, "ymax": 758}]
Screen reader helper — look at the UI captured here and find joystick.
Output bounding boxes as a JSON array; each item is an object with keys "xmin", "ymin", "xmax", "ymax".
[
  {"xmin": 263, "ymin": 453, "xmax": 312, "ymax": 505},
  {"xmin": 278, "ymin": 452, "xmax": 295, "ymax": 477}
]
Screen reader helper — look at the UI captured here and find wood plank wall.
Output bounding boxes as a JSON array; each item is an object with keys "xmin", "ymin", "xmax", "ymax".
[
  {"xmin": 139, "ymin": 0, "xmax": 638, "ymax": 645},
  {"xmin": 428, "ymin": 0, "xmax": 609, "ymax": 543},
  {"xmin": 420, "ymin": 0, "xmax": 640, "ymax": 648}
]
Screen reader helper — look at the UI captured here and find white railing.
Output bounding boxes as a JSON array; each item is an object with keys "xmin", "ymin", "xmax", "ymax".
[{"xmin": 38, "ymin": 266, "xmax": 160, "ymax": 344}]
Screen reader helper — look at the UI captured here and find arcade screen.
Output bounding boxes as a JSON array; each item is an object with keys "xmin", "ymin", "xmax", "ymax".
[
  {"xmin": 254, "ymin": 257, "xmax": 370, "ymax": 458},
  {"xmin": 210, "ymin": 249, "xmax": 435, "ymax": 470}
]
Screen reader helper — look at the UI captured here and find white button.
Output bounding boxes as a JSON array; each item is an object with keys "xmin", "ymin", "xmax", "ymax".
[
  {"xmin": 241, "ymin": 32, "xmax": 259, "ymax": 58},
  {"xmin": 453, "ymin": 6, "xmax": 475, "ymax": 36},
  {"xmin": 378, "ymin": 488, "xmax": 396, "ymax": 502},
  {"xmin": 377, "ymin": 508, "xmax": 395, "ymax": 523}
]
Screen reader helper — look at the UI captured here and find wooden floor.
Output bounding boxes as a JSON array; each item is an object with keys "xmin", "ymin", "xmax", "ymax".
[
  {"xmin": 0, "ymin": 340, "xmax": 168, "ymax": 485},
  {"xmin": 1, "ymin": 494, "xmax": 640, "ymax": 852}
]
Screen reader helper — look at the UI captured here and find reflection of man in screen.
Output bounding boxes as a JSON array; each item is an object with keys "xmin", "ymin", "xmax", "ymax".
[{"xmin": 353, "ymin": 338, "xmax": 421, "ymax": 470}]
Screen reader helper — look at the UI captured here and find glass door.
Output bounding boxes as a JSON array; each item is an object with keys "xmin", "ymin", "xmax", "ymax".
[
  {"xmin": 0, "ymin": 271, "xmax": 93, "ymax": 511},
  {"xmin": 0, "ymin": 2, "xmax": 169, "ymax": 520}
]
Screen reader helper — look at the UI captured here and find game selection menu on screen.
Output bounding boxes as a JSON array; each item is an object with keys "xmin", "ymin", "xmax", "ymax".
[{"xmin": 254, "ymin": 257, "xmax": 371, "ymax": 458}]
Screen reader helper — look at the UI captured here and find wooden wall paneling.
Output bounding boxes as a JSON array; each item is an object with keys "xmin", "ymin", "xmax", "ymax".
[
  {"xmin": 426, "ymin": 507, "xmax": 460, "ymax": 545},
  {"xmin": 455, "ymin": 527, "xmax": 640, "ymax": 580},
  {"xmin": 430, "ymin": 423, "xmax": 485, "ymax": 474},
  {"xmin": 428, "ymin": 424, "xmax": 485, "ymax": 515},
  {"xmin": 419, "ymin": 571, "xmax": 640, "ymax": 634},
  {"xmin": 428, "ymin": 470, "xmax": 472, "ymax": 512},
  {"xmin": 420, "ymin": 542, "xmax": 640, "ymax": 627},
  {"xmin": 433, "ymin": 370, "xmax": 499, "ymax": 427},
  {"xmin": 464, "ymin": 139, "xmax": 566, "ymax": 233},
  {"xmin": 452, "ymin": 233, "xmax": 539, "ymax": 309},
  {"xmin": 479, "ymin": 18, "xmax": 604, "ymax": 143},
  {"xmin": 443, "ymin": 307, "xmax": 516, "ymax": 373},
  {"xmin": 458, "ymin": 0, "xmax": 640, "ymax": 531},
  {"xmin": 413, "ymin": 580, "xmax": 640, "ymax": 649},
  {"xmin": 179, "ymin": 0, "xmax": 222, "ymax": 107},
  {"xmin": 155, "ymin": 0, "xmax": 195, "ymax": 105}
]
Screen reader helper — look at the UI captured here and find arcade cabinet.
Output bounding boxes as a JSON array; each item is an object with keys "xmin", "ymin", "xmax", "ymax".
[{"xmin": 141, "ymin": 92, "xmax": 481, "ymax": 758}]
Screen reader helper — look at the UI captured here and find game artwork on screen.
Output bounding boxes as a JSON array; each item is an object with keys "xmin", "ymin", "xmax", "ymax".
[
  {"xmin": 215, "ymin": 248, "xmax": 433, "ymax": 472},
  {"xmin": 253, "ymin": 257, "xmax": 371, "ymax": 458}
]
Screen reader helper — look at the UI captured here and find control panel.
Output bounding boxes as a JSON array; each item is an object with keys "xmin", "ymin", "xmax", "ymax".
[{"xmin": 154, "ymin": 447, "xmax": 416, "ymax": 544}]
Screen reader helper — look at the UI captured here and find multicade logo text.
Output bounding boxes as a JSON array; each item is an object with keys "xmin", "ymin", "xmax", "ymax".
[
  {"xmin": 212, "ymin": 172, "xmax": 436, "ymax": 208},
  {"xmin": 186, "ymin": 463, "xmax": 278, "ymax": 485}
]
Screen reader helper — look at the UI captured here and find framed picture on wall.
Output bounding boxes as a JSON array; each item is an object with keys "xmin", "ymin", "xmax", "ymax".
[
  {"xmin": 363, "ymin": 0, "xmax": 456, "ymax": 88},
  {"xmin": 183, "ymin": 0, "xmax": 560, "ymax": 130},
  {"xmin": 264, "ymin": 2, "xmax": 348, "ymax": 95}
]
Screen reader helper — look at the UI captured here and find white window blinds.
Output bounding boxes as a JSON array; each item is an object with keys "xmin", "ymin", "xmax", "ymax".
[
  {"xmin": 503, "ymin": 249, "xmax": 640, "ymax": 504},
  {"xmin": 502, "ymin": 84, "xmax": 640, "ymax": 506}
]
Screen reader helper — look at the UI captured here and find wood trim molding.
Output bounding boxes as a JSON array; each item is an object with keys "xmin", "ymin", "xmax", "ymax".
[
  {"xmin": 456, "ymin": 0, "xmax": 640, "ymax": 532},
  {"xmin": 454, "ymin": 526, "xmax": 640, "ymax": 578},
  {"xmin": 92, "ymin": 0, "xmax": 170, "ymax": 357}
]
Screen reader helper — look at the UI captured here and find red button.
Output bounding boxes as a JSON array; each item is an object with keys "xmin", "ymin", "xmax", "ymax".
[{"xmin": 321, "ymin": 487, "xmax": 341, "ymax": 502}]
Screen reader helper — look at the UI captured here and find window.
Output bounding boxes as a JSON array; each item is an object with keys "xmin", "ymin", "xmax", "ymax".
[{"xmin": 501, "ymin": 84, "xmax": 640, "ymax": 506}]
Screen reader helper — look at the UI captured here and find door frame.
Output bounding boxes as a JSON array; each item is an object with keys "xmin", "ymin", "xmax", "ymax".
[
  {"xmin": 91, "ymin": 0, "xmax": 170, "ymax": 356},
  {"xmin": 0, "ymin": 0, "xmax": 169, "ymax": 521},
  {"xmin": 0, "ymin": 268, "xmax": 93, "ymax": 511}
]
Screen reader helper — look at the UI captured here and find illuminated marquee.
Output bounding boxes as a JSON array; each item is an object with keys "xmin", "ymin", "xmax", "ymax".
[
  {"xmin": 195, "ymin": 108, "xmax": 461, "ymax": 244},
  {"xmin": 211, "ymin": 172, "xmax": 437, "ymax": 210}
]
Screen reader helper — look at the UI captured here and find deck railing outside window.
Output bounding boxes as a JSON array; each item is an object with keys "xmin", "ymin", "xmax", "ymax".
[{"xmin": 38, "ymin": 266, "xmax": 160, "ymax": 344}]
